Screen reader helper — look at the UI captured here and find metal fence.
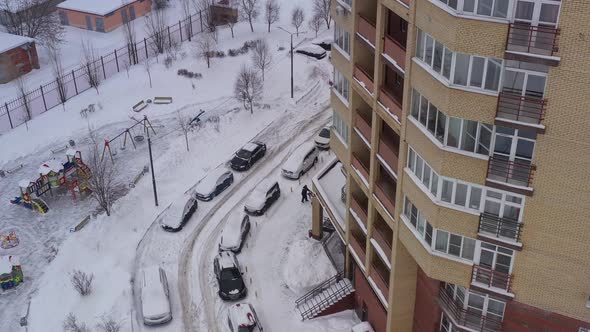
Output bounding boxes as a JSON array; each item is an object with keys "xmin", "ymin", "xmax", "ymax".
[{"xmin": 0, "ymin": 10, "xmax": 206, "ymax": 134}]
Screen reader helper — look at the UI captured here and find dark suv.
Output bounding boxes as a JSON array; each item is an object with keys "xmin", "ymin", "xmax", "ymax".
[
  {"xmin": 230, "ymin": 141, "xmax": 266, "ymax": 171},
  {"xmin": 214, "ymin": 251, "xmax": 247, "ymax": 301}
]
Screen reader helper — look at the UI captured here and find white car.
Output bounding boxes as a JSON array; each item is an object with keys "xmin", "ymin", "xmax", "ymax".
[
  {"xmin": 227, "ymin": 303, "xmax": 263, "ymax": 332},
  {"xmin": 140, "ymin": 266, "xmax": 172, "ymax": 326},
  {"xmin": 244, "ymin": 179, "xmax": 280, "ymax": 216},
  {"xmin": 159, "ymin": 194, "xmax": 198, "ymax": 232},
  {"xmin": 281, "ymin": 142, "xmax": 319, "ymax": 179},
  {"xmin": 219, "ymin": 212, "xmax": 251, "ymax": 252},
  {"xmin": 194, "ymin": 167, "xmax": 234, "ymax": 201},
  {"xmin": 314, "ymin": 126, "xmax": 330, "ymax": 149}
]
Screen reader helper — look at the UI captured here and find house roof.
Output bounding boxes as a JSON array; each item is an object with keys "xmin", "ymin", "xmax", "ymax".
[
  {"xmin": 57, "ymin": 0, "xmax": 137, "ymax": 16},
  {"xmin": 0, "ymin": 32, "xmax": 33, "ymax": 54}
]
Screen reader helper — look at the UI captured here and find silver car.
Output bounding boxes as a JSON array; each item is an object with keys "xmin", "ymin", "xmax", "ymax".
[{"xmin": 140, "ymin": 266, "xmax": 172, "ymax": 326}]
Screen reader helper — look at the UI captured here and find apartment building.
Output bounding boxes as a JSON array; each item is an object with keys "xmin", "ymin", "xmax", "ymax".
[{"xmin": 307, "ymin": 0, "xmax": 590, "ymax": 331}]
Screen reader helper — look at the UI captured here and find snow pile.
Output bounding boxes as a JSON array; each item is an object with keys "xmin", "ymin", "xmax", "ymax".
[{"xmin": 282, "ymin": 238, "xmax": 336, "ymax": 293}]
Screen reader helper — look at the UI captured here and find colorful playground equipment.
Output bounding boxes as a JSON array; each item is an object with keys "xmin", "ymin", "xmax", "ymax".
[
  {"xmin": 0, "ymin": 232, "xmax": 19, "ymax": 250},
  {"xmin": 0, "ymin": 256, "xmax": 23, "ymax": 290},
  {"xmin": 10, "ymin": 149, "xmax": 92, "ymax": 214}
]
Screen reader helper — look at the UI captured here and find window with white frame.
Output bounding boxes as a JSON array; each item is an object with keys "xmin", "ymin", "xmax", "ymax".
[
  {"xmin": 416, "ymin": 29, "xmax": 503, "ymax": 93},
  {"xmin": 436, "ymin": 0, "xmax": 511, "ymax": 19},
  {"xmin": 406, "ymin": 146, "xmax": 525, "ymax": 221},
  {"xmin": 444, "ymin": 283, "xmax": 506, "ymax": 321},
  {"xmin": 333, "ymin": 69, "xmax": 350, "ymax": 102},
  {"xmin": 333, "ymin": 110, "xmax": 349, "ymax": 143},
  {"xmin": 435, "ymin": 229, "xmax": 476, "ymax": 260},
  {"xmin": 403, "ymin": 197, "xmax": 434, "ymax": 246},
  {"xmin": 334, "ymin": 24, "xmax": 351, "ymax": 56}
]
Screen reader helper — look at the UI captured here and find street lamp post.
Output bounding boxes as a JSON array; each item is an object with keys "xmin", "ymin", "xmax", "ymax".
[
  {"xmin": 278, "ymin": 27, "xmax": 306, "ymax": 99},
  {"xmin": 144, "ymin": 115, "xmax": 158, "ymax": 207}
]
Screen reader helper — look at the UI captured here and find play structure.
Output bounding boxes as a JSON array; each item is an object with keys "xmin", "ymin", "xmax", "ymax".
[
  {"xmin": 101, "ymin": 116, "xmax": 156, "ymax": 163},
  {"xmin": 1, "ymin": 232, "xmax": 19, "ymax": 249},
  {"xmin": 10, "ymin": 149, "xmax": 92, "ymax": 214},
  {"xmin": 0, "ymin": 255, "xmax": 23, "ymax": 291}
]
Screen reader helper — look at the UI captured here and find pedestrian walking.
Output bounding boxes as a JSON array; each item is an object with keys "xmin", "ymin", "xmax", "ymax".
[{"xmin": 301, "ymin": 185, "xmax": 310, "ymax": 203}]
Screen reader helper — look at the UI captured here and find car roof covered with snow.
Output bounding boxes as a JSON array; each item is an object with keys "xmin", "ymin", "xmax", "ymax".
[
  {"xmin": 220, "ymin": 212, "xmax": 247, "ymax": 248},
  {"xmin": 245, "ymin": 179, "xmax": 277, "ymax": 210},
  {"xmin": 297, "ymin": 44, "xmax": 327, "ymax": 55},
  {"xmin": 141, "ymin": 266, "xmax": 169, "ymax": 318},
  {"xmin": 282, "ymin": 142, "xmax": 316, "ymax": 172},
  {"xmin": 159, "ymin": 195, "xmax": 193, "ymax": 228},
  {"xmin": 229, "ymin": 303, "xmax": 258, "ymax": 329},
  {"xmin": 194, "ymin": 167, "xmax": 231, "ymax": 195},
  {"xmin": 242, "ymin": 142, "xmax": 259, "ymax": 152},
  {"xmin": 57, "ymin": 0, "xmax": 136, "ymax": 16}
]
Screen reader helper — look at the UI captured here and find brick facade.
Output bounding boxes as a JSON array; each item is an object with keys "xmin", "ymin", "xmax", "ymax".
[
  {"xmin": 353, "ymin": 264, "xmax": 388, "ymax": 332},
  {"xmin": 0, "ymin": 42, "xmax": 39, "ymax": 83},
  {"xmin": 412, "ymin": 267, "xmax": 441, "ymax": 332},
  {"xmin": 58, "ymin": 0, "xmax": 151, "ymax": 33}
]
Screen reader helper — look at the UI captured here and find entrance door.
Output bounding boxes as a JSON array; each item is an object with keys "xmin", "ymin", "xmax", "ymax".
[{"xmin": 85, "ymin": 15, "xmax": 93, "ymax": 30}]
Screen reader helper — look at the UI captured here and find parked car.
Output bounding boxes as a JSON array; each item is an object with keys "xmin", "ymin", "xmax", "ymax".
[
  {"xmin": 214, "ymin": 251, "xmax": 247, "ymax": 301},
  {"xmin": 219, "ymin": 212, "xmax": 251, "ymax": 253},
  {"xmin": 230, "ymin": 141, "xmax": 266, "ymax": 171},
  {"xmin": 194, "ymin": 167, "xmax": 234, "ymax": 201},
  {"xmin": 159, "ymin": 194, "xmax": 198, "ymax": 232},
  {"xmin": 314, "ymin": 126, "xmax": 331, "ymax": 150},
  {"xmin": 227, "ymin": 303, "xmax": 263, "ymax": 332},
  {"xmin": 296, "ymin": 44, "xmax": 327, "ymax": 60},
  {"xmin": 281, "ymin": 142, "xmax": 319, "ymax": 179},
  {"xmin": 244, "ymin": 179, "xmax": 280, "ymax": 216},
  {"xmin": 140, "ymin": 266, "xmax": 172, "ymax": 326}
]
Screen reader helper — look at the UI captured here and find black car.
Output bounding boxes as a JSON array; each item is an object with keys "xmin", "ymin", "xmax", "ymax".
[
  {"xmin": 194, "ymin": 168, "xmax": 234, "ymax": 201},
  {"xmin": 214, "ymin": 251, "xmax": 247, "ymax": 301},
  {"xmin": 159, "ymin": 195, "xmax": 198, "ymax": 232},
  {"xmin": 230, "ymin": 141, "xmax": 266, "ymax": 171}
]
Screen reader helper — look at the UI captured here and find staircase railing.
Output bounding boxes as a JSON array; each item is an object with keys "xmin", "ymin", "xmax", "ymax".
[
  {"xmin": 295, "ymin": 272, "xmax": 343, "ymax": 307},
  {"xmin": 295, "ymin": 271, "xmax": 353, "ymax": 320}
]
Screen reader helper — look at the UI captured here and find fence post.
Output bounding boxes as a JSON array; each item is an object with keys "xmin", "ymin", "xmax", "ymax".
[
  {"xmin": 144, "ymin": 38, "xmax": 148, "ymax": 59},
  {"xmin": 115, "ymin": 49, "xmax": 120, "ymax": 72},
  {"xmin": 100, "ymin": 56, "xmax": 106, "ymax": 79},
  {"xmin": 189, "ymin": 15, "xmax": 192, "ymax": 41},
  {"xmin": 72, "ymin": 70, "xmax": 78, "ymax": 95},
  {"xmin": 168, "ymin": 26, "xmax": 172, "ymax": 48},
  {"xmin": 199, "ymin": 10, "xmax": 203, "ymax": 32},
  {"xmin": 179, "ymin": 20, "xmax": 182, "ymax": 42},
  {"xmin": 40, "ymin": 85, "xmax": 48, "ymax": 112},
  {"xmin": 5, "ymin": 103, "xmax": 13, "ymax": 129},
  {"xmin": 134, "ymin": 42, "xmax": 139, "ymax": 64}
]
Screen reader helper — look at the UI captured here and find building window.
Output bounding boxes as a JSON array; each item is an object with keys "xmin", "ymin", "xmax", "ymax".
[
  {"xmin": 416, "ymin": 29, "xmax": 503, "ymax": 93},
  {"xmin": 444, "ymin": 284, "xmax": 506, "ymax": 321},
  {"xmin": 407, "ymin": 147, "xmax": 440, "ymax": 197},
  {"xmin": 333, "ymin": 111, "xmax": 349, "ymax": 144},
  {"xmin": 95, "ymin": 17, "xmax": 105, "ymax": 32},
  {"xmin": 403, "ymin": 197, "xmax": 434, "ymax": 246},
  {"xmin": 333, "ymin": 69, "xmax": 350, "ymax": 103},
  {"xmin": 434, "ymin": 230, "xmax": 476, "ymax": 260},
  {"xmin": 436, "ymin": 0, "xmax": 511, "ymax": 19},
  {"xmin": 334, "ymin": 24, "xmax": 351, "ymax": 56}
]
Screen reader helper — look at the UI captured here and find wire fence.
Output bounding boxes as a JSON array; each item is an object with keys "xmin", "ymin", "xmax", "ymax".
[{"xmin": 0, "ymin": 10, "xmax": 207, "ymax": 134}]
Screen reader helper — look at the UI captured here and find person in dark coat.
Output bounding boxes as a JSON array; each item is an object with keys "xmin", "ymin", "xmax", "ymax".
[{"xmin": 301, "ymin": 185, "xmax": 310, "ymax": 203}]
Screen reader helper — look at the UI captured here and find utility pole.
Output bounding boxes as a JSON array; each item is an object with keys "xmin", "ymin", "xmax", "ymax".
[
  {"xmin": 145, "ymin": 115, "xmax": 158, "ymax": 206},
  {"xmin": 279, "ymin": 27, "xmax": 306, "ymax": 99}
]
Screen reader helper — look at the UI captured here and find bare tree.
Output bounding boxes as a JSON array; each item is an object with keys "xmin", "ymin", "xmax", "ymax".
[
  {"xmin": 195, "ymin": 32, "xmax": 216, "ymax": 68},
  {"xmin": 144, "ymin": 59, "xmax": 153, "ymax": 88},
  {"xmin": 97, "ymin": 316, "xmax": 121, "ymax": 332},
  {"xmin": 226, "ymin": 17, "xmax": 238, "ymax": 38},
  {"xmin": 47, "ymin": 43, "xmax": 68, "ymax": 111},
  {"xmin": 145, "ymin": 7, "xmax": 168, "ymax": 54},
  {"xmin": 70, "ymin": 270, "xmax": 94, "ymax": 296},
  {"xmin": 239, "ymin": 0, "xmax": 259, "ymax": 33},
  {"xmin": 122, "ymin": 13, "xmax": 138, "ymax": 65},
  {"xmin": 177, "ymin": 110, "xmax": 191, "ymax": 152},
  {"xmin": 234, "ymin": 65, "xmax": 263, "ymax": 114},
  {"xmin": 63, "ymin": 313, "xmax": 91, "ymax": 332},
  {"xmin": 81, "ymin": 40, "xmax": 101, "ymax": 94},
  {"xmin": 180, "ymin": 0, "xmax": 193, "ymax": 40},
  {"xmin": 191, "ymin": 0, "xmax": 213, "ymax": 31},
  {"xmin": 1, "ymin": 0, "xmax": 65, "ymax": 44},
  {"xmin": 251, "ymin": 39, "xmax": 272, "ymax": 81},
  {"xmin": 153, "ymin": 0, "xmax": 168, "ymax": 9},
  {"xmin": 313, "ymin": 0, "xmax": 331, "ymax": 29},
  {"xmin": 309, "ymin": 13, "xmax": 322, "ymax": 37},
  {"xmin": 14, "ymin": 75, "xmax": 31, "ymax": 122},
  {"xmin": 264, "ymin": 0, "xmax": 280, "ymax": 33},
  {"xmin": 87, "ymin": 133, "xmax": 118, "ymax": 216},
  {"xmin": 291, "ymin": 6, "xmax": 305, "ymax": 37}
]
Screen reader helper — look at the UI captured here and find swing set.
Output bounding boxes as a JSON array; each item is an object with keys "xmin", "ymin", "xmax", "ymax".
[{"xmin": 101, "ymin": 116, "xmax": 156, "ymax": 163}]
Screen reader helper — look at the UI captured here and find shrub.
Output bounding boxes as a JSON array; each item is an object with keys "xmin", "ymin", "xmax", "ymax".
[{"xmin": 71, "ymin": 270, "xmax": 94, "ymax": 296}]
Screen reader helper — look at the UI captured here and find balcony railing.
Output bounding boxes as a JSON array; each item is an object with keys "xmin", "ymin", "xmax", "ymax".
[
  {"xmin": 497, "ymin": 90, "xmax": 547, "ymax": 126},
  {"xmin": 354, "ymin": 65, "xmax": 375, "ymax": 95},
  {"xmin": 354, "ymin": 113, "xmax": 372, "ymax": 144},
  {"xmin": 370, "ymin": 265, "xmax": 389, "ymax": 298},
  {"xmin": 374, "ymin": 183, "xmax": 395, "ymax": 217},
  {"xmin": 471, "ymin": 265, "xmax": 513, "ymax": 293},
  {"xmin": 372, "ymin": 226, "xmax": 392, "ymax": 261},
  {"xmin": 383, "ymin": 35, "xmax": 406, "ymax": 71},
  {"xmin": 438, "ymin": 288, "xmax": 503, "ymax": 332},
  {"xmin": 352, "ymin": 155, "xmax": 370, "ymax": 183},
  {"xmin": 506, "ymin": 23, "xmax": 560, "ymax": 57},
  {"xmin": 357, "ymin": 14, "xmax": 376, "ymax": 47},
  {"xmin": 487, "ymin": 156, "xmax": 535, "ymax": 188},
  {"xmin": 478, "ymin": 212, "xmax": 523, "ymax": 244},
  {"xmin": 378, "ymin": 138, "xmax": 399, "ymax": 174},
  {"xmin": 350, "ymin": 196, "xmax": 368, "ymax": 229},
  {"xmin": 349, "ymin": 231, "xmax": 367, "ymax": 265},
  {"xmin": 378, "ymin": 88, "xmax": 402, "ymax": 120}
]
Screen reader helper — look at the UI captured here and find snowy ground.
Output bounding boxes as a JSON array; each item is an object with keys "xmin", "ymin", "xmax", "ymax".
[{"xmin": 0, "ymin": 0, "xmax": 358, "ymax": 331}]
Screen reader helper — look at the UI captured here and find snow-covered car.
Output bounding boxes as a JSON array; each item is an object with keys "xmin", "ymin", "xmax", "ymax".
[
  {"xmin": 230, "ymin": 141, "xmax": 267, "ymax": 171},
  {"xmin": 159, "ymin": 195, "xmax": 198, "ymax": 232},
  {"xmin": 219, "ymin": 212, "xmax": 251, "ymax": 252},
  {"xmin": 140, "ymin": 266, "xmax": 172, "ymax": 326},
  {"xmin": 214, "ymin": 251, "xmax": 247, "ymax": 301},
  {"xmin": 281, "ymin": 142, "xmax": 319, "ymax": 180},
  {"xmin": 314, "ymin": 126, "xmax": 331, "ymax": 150},
  {"xmin": 194, "ymin": 167, "xmax": 234, "ymax": 201},
  {"xmin": 244, "ymin": 179, "xmax": 280, "ymax": 216},
  {"xmin": 227, "ymin": 303, "xmax": 263, "ymax": 332},
  {"xmin": 295, "ymin": 44, "xmax": 327, "ymax": 60}
]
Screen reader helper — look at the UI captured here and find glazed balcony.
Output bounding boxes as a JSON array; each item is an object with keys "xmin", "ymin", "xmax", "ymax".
[
  {"xmin": 471, "ymin": 265, "xmax": 513, "ymax": 294},
  {"xmin": 383, "ymin": 35, "xmax": 406, "ymax": 72},
  {"xmin": 354, "ymin": 113, "xmax": 372, "ymax": 145},
  {"xmin": 378, "ymin": 88, "xmax": 403, "ymax": 121},
  {"xmin": 356, "ymin": 14, "xmax": 376, "ymax": 48},
  {"xmin": 496, "ymin": 90, "xmax": 547, "ymax": 131},
  {"xmin": 354, "ymin": 64, "xmax": 375, "ymax": 95},
  {"xmin": 486, "ymin": 157, "xmax": 535, "ymax": 193},
  {"xmin": 506, "ymin": 23, "xmax": 560, "ymax": 65},
  {"xmin": 350, "ymin": 195, "xmax": 369, "ymax": 231},
  {"xmin": 438, "ymin": 288, "xmax": 503, "ymax": 332},
  {"xmin": 478, "ymin": 212, "xmax": 523, "ymax": 246}
]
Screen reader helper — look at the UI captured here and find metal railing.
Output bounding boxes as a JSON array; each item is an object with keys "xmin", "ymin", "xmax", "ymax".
[
  {"xmin": 472, "ymin": 265, "xmax": 513, "ymax": 293},
  {"xmin": 295, "ymin": 272, "xmax": 353, "ymax": 320},
  {"xmin": 487, "ymin": 156, "xmax": 535, "ymax": 188},
  {"xmin": 438, "ymin": 288, "xmax": 503, "ymax": 332},
  {"xmin": 506, "ymin": 23, "xmax": 560, "ymax": 56},
  {"xmin": 478, "ymin": 212, "xmax": 523, "ymax": 243},
  {"xmin": 497, "ymin": 90, "xmax": 547, "ymax": 126}
]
